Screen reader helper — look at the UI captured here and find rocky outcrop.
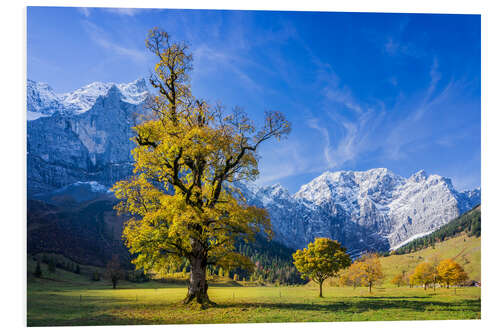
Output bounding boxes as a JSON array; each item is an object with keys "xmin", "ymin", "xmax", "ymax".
[{"xmin": 27, "ymin": 84, "xmax": 148, "ymax": 195}]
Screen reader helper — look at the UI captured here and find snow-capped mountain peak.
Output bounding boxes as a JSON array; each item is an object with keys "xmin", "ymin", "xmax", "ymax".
[
  {"xmin": 27, "ymin": 78, "xmax": 150, "ymax": 119},
  {"xmin": 27, "ymin": 79, "xmax": 66, "ymax": 120},
  {"xmin": 238, "ymin": 168, "xmax": 480, "ymax": 253},
  {"xmin": 57, "ymin": 78, "xmax": 149, "ymax": 115},
  {"xmin": 409, "ymin": 169, "xmax": 428, "ymax": 182}
]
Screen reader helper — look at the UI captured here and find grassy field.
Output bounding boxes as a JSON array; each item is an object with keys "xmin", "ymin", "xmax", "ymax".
[
  {"xmin": 27, "ymin": 281, "xmax": 481, "ymax": 326},
  {"xmin": 27, "ymin": 267, "xmax": 480, "ymax": 326},
  {"xmin": 27, "ymin": 234, "xmax": 481, "ymax": 326}
]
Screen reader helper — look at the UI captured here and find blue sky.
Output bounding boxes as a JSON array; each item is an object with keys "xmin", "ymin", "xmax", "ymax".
[{"xmin": 27, "ymin": 7, "xmax": 481, "ymax": 193}]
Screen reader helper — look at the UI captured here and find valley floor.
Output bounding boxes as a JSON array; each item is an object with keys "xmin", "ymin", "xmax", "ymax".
[
  {"xmin": 27, "ymin": 280, "xmax": 480, "ymax": 326},
  {"xmin": 27, "ymin": 234, "xmax": 481, "ymax": 326}
]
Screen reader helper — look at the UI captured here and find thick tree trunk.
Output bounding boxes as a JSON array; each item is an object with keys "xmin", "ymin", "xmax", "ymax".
[
  {"xmin": 369, "ymin": 282, "xmax": 372, "ymax": 293},
  {"xmin": 319, "ymin": 280, "xmax": 323, "ymax": 297},
  {"xmin": 183, "ymin": 254, "xmax": 214, "ymax": 306}
]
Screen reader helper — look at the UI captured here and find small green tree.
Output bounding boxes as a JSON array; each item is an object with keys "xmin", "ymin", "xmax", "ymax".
[{"xmin": 293, "ymin": 238, "xmax": 351, "ymax": 297}]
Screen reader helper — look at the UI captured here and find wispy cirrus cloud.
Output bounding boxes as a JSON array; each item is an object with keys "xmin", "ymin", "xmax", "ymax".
[
  {"xmin": 193, "ymin": 44, "xmax": 265, "ymax": 93},
  {"xmin": 255, "ymin": 140, "xmax": 310, "ymax": 185},
  {"xmin": 82, "ymin": 20, "xmax": 148, "ymax": 64},
  {"xmin": 307, "ymin": 108, "xmax": 383, "ymax": 170},
  {"xmin": 380, "ymin": 60, "xmax": 470, "ymax": 161},
  {"xmin": 305, "ymin": 54, "xmax": 463, "ymax": 171},
  {"xmin": 78, "ymin": 8, "xmax": 91, "ymax": 18},
  {"xmin": 103, "ymin": 8, "xmax": 147, "ymax": 16},
  {"xmin": 323, "ymin": 85, "xmax": 363, "ymax": 114},
  {"xmin": 384, "ymin": 37, "xmax": 425, "ymax": 58},
  {"xmin": 78, "ymin": 7, "xmax": 147, "ymax": 17}
]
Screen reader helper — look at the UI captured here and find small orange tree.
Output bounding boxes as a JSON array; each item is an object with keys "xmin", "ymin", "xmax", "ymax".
[
  {"xmin": 341, "ymin": 254, "xmax": 384, "ymax": 293},
  {"xmin": 411, "ymin": 262, "xmax": 434, "ymax": 290},
  {"xmin": 437, "ymin": 259, "xmax": 468, "ymax": 289},
  {"xmin": 391, "ymin": 273, "xmax": 404, "ymax": 287},
  {"xmin": 293, "ymin": 238, "xmax": 351, "ymax": 297},
  {"xmin": 359, "ymin": 253, "xmax": 384, "ymax": 293},
  {"xmin": 341, "ymin": 260, "xmax": 365, "ymax": 289}
]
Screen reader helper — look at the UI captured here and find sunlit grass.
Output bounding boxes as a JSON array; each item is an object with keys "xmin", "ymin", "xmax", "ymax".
[
  {"xmin": 27, "ymin": 235, "xmax": 481, "ymax": 326},
  {"xmin": 28, "ymin": 281, "xmax": 480, "ymax": 326}
]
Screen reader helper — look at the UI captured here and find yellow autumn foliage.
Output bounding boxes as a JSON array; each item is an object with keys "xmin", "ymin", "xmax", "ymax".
[{"xmin": 111, "ymin": 28, "xmax": 291, "ymax": 304}]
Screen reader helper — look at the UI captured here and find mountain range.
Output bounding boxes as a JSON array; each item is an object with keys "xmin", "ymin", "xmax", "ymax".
[{"xmin": 26, "ymin": 79, "xmax": 481, "ymax": 257}]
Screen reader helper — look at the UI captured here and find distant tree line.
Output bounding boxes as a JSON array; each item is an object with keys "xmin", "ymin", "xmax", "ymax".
[
  {"xmin": 235, "ymin": 236, "xmax": 306, "ymax": 285},
  {"xmin": 153, "ymin": 236, "xmax": 307, "ymax": 285},
  {"xmin": 36, "ymin": 254, "xmax": 81, "ymax": 275},
  {"xmin": 392, "ymin": 206, "xmax": 480, "ymax": 255}
]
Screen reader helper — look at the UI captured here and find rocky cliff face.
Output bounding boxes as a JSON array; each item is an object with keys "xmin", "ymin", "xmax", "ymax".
[{"xmin": 27, "ymin": 80, "xmax": 149, "ymax": 195}]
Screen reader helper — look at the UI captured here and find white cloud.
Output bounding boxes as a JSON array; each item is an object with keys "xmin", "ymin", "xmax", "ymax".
[
  {"xmin": 103, "ymin": 8, "xmax": 146, "ymax": 16},
  {"xmin": 193, "ymin": 44, "xmax": 265, "ymax": 93},
  {"xmin": 255, "ymin": 140, "xmax": 311, "ymax": 186},
  {"xmin": 82, "ymin": 20, "xmax": 147, "ymax": 64},
  {"xmin": 323, "ymin": 85, "xmax": 363, "ymax": 114},
  {"xmin": 383, "ymin": 64, "xmax": 460, "ymax": 161},
  {"xmin": 307, "ymin": 118, "xmax": 333, "ymax": 167},
  {"xmin": 78, "ymin": 8, "xmax": 91, "ymax": 17},
  {"xmin": 427, "ymin": 57, "xmax": 442, "ymax": 98}
]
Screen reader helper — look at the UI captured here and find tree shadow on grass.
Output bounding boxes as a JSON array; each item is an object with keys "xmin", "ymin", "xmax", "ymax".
[
  {"xmin": 356, "ymin": 295, "xmax": 433, "ymax": 299},
  {"xmin": 215, "ymin": 298, "xmax": 481, "ymax": 314},
  {"xmin": 27, "ymin": 292, "xmax": 481, "ymax": 327}
]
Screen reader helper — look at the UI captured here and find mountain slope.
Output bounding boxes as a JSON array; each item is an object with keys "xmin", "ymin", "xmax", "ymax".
[
  {"xmin": 393, "ymin": 205, "xmax": 481, "ymax": 254},
  {"xmin": 27, "ymin": 197, "xmax": 131, "ymax": 267},
  {"xmin": 380, "ymin": 233, "xmax": 481, "ymax": 286}
]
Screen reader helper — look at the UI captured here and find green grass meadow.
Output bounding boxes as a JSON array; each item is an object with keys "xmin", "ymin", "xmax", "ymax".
[
  {"xmin": 28, "ymin": 273, "xmax": 480, "ymax": 326},
  {"xmin": 27, "ymin": 234, "xmax": 481, "ymax": 326}
]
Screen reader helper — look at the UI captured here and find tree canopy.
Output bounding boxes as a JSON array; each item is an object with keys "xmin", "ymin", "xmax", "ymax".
[
  {"xmin": 410, "ymin": 262, "xmax": 435, "ymax": 290},
  {"xmin": 437, "ymin": 259, "xmax": 468, "ymax": 288},
  {"xmin": 341, "ymin": 253, "xmax": 384, "ymax": 293},
  {"xmin": 112, "ymin": 28, "xmax": 291, "ymax": 305},
  {"xmin": 292, "ymin": 238, "xmax": 351, "ymax": 297}
]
